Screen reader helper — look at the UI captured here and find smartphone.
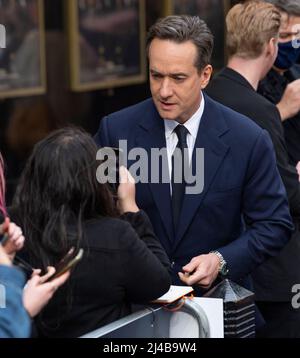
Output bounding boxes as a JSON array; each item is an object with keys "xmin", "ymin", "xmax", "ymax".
[
  {"xmin": 46, "ymin": 248, "xmax": 84, "ymax": 282},
  {"xmin": 100, "ymin": 147, "xmax": 124, "ymax": 193}
]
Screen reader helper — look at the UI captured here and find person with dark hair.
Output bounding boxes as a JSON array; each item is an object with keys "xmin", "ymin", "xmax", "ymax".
[
  {"xmin": 0, "ymin": 153, "xmax": 70, "ymax": 338},
  {"xmin": 12, "ymin": 127, "xmax": 171, "ymax": 338},
  {"xmin": 94, "ymin": 14, "xmax": 293, "ymax": 316},
  {"xmin": 258, "ymin": 0, "xmax": 300, "ymax": 166},
  {"xmin": 206, "ymin": 0, "xmax": 300, "ymax": 337}
]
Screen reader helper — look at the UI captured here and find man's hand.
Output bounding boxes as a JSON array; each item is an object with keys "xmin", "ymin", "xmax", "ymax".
[
  {"xmin": 178, "ymin": 253, "xmax": 220, "ymax": 289},
  {"xmin": 277, "ymin": 79, "xmax": 300, "ymax": 121}
]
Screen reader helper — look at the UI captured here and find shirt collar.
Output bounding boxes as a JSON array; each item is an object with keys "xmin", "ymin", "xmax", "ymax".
[{"xmin": 164, "ymin": 92, "xmax": 205, "ymax": 139}]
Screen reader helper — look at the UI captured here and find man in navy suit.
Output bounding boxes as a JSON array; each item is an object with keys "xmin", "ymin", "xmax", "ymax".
[{"xmin": 95, "ymin": 15, "xmax": 293, "ymax": 292}]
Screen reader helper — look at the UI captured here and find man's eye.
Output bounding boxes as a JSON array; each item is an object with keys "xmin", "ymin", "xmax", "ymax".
[
  {"xmin": 173, "ymin": 77, "xmax": 185, "ymax": 82},
  {"xmin": 152, "ymin": 73, "xmax": 162, "ymax": 79}
]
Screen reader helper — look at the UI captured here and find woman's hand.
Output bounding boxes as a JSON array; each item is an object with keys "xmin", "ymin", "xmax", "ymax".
[
  {"xmin": 0, "ymin": 245, "xmax": 12, "ymax": 266},
  {"xmin": 23, "ymin": 267, "xmax": 70, "ymax": 318},
  {"xmin": 0, "ymin": 217, "xmax": 25, "ymax": 257},
  {"xmin": 117, "ymin": 166, "xmax": 139, "ymax": 214}
]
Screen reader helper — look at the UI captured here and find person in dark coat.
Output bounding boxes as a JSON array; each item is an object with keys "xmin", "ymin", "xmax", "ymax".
[
  {"xmin": 11, "ymin": 127, "xmax": 171, "ymax": 338},
  {"xmin": 258, "ymin": 0, "xmax": 300, "ymax": 166}
]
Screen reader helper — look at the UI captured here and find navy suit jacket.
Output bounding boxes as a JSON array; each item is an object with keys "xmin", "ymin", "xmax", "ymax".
[{"xmin": 95, "ymin": 94, "xmax": 293, "ymax": 289}]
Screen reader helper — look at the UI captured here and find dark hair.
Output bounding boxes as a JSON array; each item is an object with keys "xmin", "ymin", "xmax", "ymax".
[
  {"xmin": 13, "ymin": 127, "xmax": 117, "ymax": 270},
  {"xmin": 266, "ymin": 0, "xmax": 300, "ymax": 17},
  {"xmin": 0, "ymin": 153, "xmax": 7, "ymax": 217},
  {"xmin": 146, "ymin": 15, "xmax": 214, "ymax": 70}
]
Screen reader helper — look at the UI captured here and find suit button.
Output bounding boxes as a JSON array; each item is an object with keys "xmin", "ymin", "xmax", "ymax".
[{"xmin": 171, "ymin": 261, "xmax": 175, "ymax": 268}]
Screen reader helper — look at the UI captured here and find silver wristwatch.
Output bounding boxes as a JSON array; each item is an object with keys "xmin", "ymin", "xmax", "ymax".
[{"xmin": 210, "ymin": 251, "xmax": 229, "ymax": 276}]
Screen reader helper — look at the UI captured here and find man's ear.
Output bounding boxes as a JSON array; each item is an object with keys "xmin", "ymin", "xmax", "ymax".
[
  {"xmin": 199, "ymin": 65, "xmax": 213, "ymax": 89},
  {"xmin": 266, "ymin": 37, "xmax": 278, "ymax": 58}
]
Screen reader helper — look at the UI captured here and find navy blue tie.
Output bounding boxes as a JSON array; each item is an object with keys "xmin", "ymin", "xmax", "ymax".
[{"xmin": 171, "ymin": 125, "xmax": 189, "ymax": 229}]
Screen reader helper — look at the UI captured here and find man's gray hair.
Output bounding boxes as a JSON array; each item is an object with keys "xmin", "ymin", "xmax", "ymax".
[
  {"xmin": 266, "ymin": 0, "xmax": 300, "ymax": 17},
  {"xmin": 146, "ymin": 15, "xmax": 214, "ymax": 71}
]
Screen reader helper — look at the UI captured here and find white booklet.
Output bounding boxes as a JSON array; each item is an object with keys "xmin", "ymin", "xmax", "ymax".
[{"xmin": 151, "ymin": 285, "xmax": 194, "ymax": 304}]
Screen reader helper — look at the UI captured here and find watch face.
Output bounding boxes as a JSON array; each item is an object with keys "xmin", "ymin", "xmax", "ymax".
[{"xmin": 221, "ymin": 266, "xmax": 229, "ymax": 276}]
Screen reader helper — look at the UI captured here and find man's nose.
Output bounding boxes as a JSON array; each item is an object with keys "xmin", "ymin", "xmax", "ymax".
[{"xmin": 159, "ymin": 78, "xmax": 173, "ymax": 98}]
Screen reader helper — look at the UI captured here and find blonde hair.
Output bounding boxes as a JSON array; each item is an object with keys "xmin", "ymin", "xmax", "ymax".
[{"xmin": 226, "ymin": 0, "xmax": 281, "ymax": 59}]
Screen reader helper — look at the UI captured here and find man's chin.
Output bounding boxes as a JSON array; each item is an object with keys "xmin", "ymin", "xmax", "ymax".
[{"xmin": 156, "ymin": 108, "xmax": 177, "ymax": 121}]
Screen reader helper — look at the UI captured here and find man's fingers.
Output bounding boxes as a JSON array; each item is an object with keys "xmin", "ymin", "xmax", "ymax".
[
  {"xmin": 178, "ymin": 272, "xmax": 189, "ymax": 284},
  {"xmin": 179, "ymin": 253, "xmax": 220, "ymax": 287},
  {"xmin": 182, "ymin": 260, "xmax": 199, "ymax": 274},
  {"xmin": 179, "ymin": 270, "xmax": 213, "ymax": 288},
  {"xmin": 178, "ymin": 269, "xmax": 205, "ymax": 286}
]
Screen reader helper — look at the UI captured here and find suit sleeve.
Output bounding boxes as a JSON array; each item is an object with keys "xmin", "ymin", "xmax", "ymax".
[
  {"xmin": 218, "ymin": 130, "xmax": 293, "ymax": 281},
  {"xmin": 118, "ymin": 213, "xmax": 171, "ymax": 303}
]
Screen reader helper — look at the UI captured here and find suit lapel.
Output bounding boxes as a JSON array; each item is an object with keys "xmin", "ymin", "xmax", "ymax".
[
  {"xmin": 135, "ymin": 101, "xmax": 174, "ymax": 242},
  {"xmin": 173, "ymin": 95, "xmax": 230, "ymax": 251},
  {"xmin": 133, "ymin": 96, "xmax": 230, "ymax": 248}
]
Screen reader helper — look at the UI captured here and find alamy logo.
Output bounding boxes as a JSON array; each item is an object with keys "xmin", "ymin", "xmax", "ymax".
[
  {"xmin": 0, "ymin": 283, "xmax": 6, "ymax": 309},
  {"xmin": 292, "ymin": 284, "xmax": 300, "ymax": 309},
  {"xmin": 96, "ymin": 141, "xmax": 205, "ymax": 195},
  {"xmin": 0, "ymin": 24, "xmax": 6, "ymax": 49}
]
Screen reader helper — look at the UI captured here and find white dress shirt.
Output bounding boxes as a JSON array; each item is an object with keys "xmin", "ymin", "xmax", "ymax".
[{"xmin": 164, "ymin": 93, "xmax": 205, "ymax": 192}]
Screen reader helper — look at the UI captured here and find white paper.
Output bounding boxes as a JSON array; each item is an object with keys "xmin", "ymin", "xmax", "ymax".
[{"xmin": 152, "ymin": 285, "xmax": 193, "ymax": 303}]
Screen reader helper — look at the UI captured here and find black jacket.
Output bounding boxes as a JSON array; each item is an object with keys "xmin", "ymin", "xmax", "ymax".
[
  {"xmin": 206, "ymin": 67, "xmax": 300, "ymax": 301},
  {"xmin": 258, "ymin": 65, "xmax": 300, "ymax": 165},
  {"xmin": 15, "ymin": 210, "xmax": 171, "ymax": 337},
  {"xmin": 206, "ymin": 67, "xmax": 300, "ymax": 219}
]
